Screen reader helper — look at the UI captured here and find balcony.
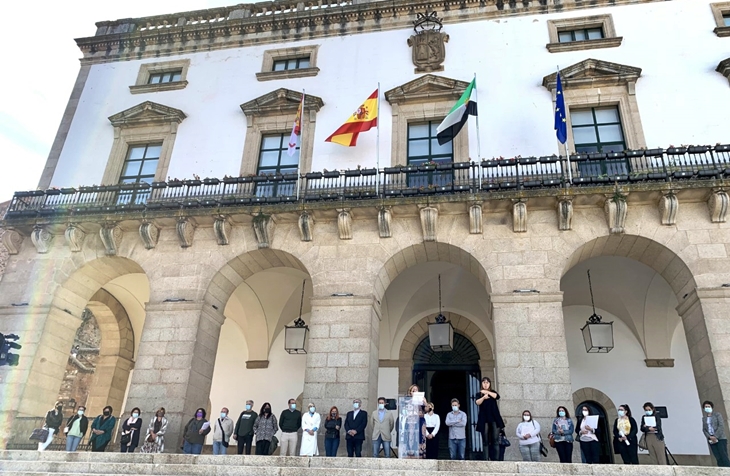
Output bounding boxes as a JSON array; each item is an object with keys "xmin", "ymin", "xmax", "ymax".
[{"xmin": 4, "ymin": 144, "xmax": 730, "ymax": 221}]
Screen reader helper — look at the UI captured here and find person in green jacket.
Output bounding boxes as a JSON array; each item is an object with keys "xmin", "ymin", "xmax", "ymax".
[{"xmin": 89, "ymin": 406, "xmax": 117, "ymax": 452}]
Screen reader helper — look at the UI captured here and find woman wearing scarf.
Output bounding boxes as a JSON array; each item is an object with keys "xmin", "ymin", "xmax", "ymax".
[
  {"xmin": 120, "ymin": 407, "xmax": 143, "ymax": 453},
  {"xmin": 89, "ymin": 406, "xmax": 116, "ymax": 452},
  {"xmin": 141, "ymin": 408, "xmax": 168, "ymax": 453}
]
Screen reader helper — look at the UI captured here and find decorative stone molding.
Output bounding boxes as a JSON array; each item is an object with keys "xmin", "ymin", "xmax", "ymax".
[
  {"xmin": 546, "ymin": 14, "xmax": 622, "ymax": 53},
  {"xmin": 256, "ymin": 45, "xmax": 320, "ymax": 82},
  {"xmin": 604, "ymin": 193, "xmax": 628, "ymax": 234},
  {"xmin": 557, "ymin": 197, "xmax": 573, "ymax": 231},
  {"xmin": 711, "ymin": 3, "xmax": 730, "ymax": 37},
  {"xmin": 31, "ymin": 226, "xmax": 53, "ymax": 254},
  {"xmin": 717, "ymin": 58, "xmax": 730, "ymax": 86},
  {"xmin": 214, "ymin": 216, "xmax": 232, "ymax": 246},
  {"xmin": 543, "ymin": 59, "xmax": 641, "ymax": 91},
  {"xmin": 129, "ymin": 59, "xmax": 190, "ymax": 94},
  {"xmin": 298, "ymin": 211, "xmax": 314, "ymax": 242},
  {"xmin": 1, "ymin": 229, "xmax": 24, "ymax": 255},
  {"xmin": 645, "ymin": 358, "xmax": 675, "ymax": 368},
  {"xmin": 337, "ymin": 209, "xmax": 353, "ymax": 240},
  {"xmin": 469, "ymin": 202, "xmax": 482, "ymax": 234},
  {"xmin": 139, "ymin": 222, "xmax": 159, "ymax": 249},
  {"xmin": 176, "ymin": 218, "xmax": 196, "ymax": 248},
  {"xmin": 99, "ymin": 224, "xmax": 122, "ymax": 255},
  {"xmin": 378, "ymin": 207, "xmax": 392, "ymax": 238},
  {"xmin": 108, "ymin": 101, "xmax": 187, "ymax": 128},
  {"xmin": 658, "ymin": 192, "xmax": 678, "ymax": 226},
  {"xmin": 419, "ymin": 206, "xmax": 438, "ymax": 242},
  {"xmin": 512, "ymin": 200, "xmax": 527, "ymax": 233},
  {"xmin": 245, "ymin": 360, "xmax": 270, "ymax": 369},
  {"xmin": 708, "ymin": 189, "xmax": 729, "ymax": 223},
  {"xmin": 64, "ymin": 224, "xmax": 86, "ymax": 252},
  {"xmin": 253, "ymin": 214, "xmax": 275, "ymax": 249}
]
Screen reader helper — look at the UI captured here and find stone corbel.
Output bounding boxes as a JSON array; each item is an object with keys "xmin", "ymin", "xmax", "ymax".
[
  {"xmin": 419, "ymin": 205, "xmax": 438, "ymax": 242},
  {"xmin": 645, "ymin": 358, "xmax": 675, "ymax": 368},
  {"xmin": 469, "ymin": 202, "xmax": 483, "ymax": 234},
  {"xmin": 139, "ymin": 222, "xmax": 159, "ymax": 250},
  {"xmin": 658, "ymin": 191, "xmax": 678, "ymax": 226},
  {"xmin": 378, "ymin": 207, "xmax": 392, "ymax": 238},
  {"xmin": 1, "ymin": 228, "xmax": 24, "ymax": 255},
  {"xmin": 64, "ymin": 224, "xmax": 86, "ymax": 252},
  {"xmin": 512, "ymin": 199, "xmax": 527, "ymax": 233},
  {"xmin": 99, "ymin": 224, "xmax": 123, "ymax": 255},
  {"xmin": 337, "ymin": 209, "xmax": 353, "ymax": 240},
  {"xmin": 557, "ymin": 197, "xmax": 573, "ymax": 231},
  {"xmin": 214, "ymin": 216, "xmax": 232, "ymax": 245},
  {"xmin": 708, "ymin": 189, "xmax": 729, "ymax": 223},
  {"xmin": 245, "ymin": 360, "xmax": 270, "ymax": 369},
  {"xmin": 604, "ymin": 192, "xmax": 628, "ymax": 234},
  {"xmin": 253, "ymin": 214, "xmax": 275, "ymax": 248},
  {"xmin": 298, "ymin": 211, "xmax": 314, "ymax": 242},
  {"xmin": 31, "ymin": 225, "xmax": 53, "ymax": 254},
  {"xmin": 176, "ymin": 217, "xmax": 196, "ymax": 248}
]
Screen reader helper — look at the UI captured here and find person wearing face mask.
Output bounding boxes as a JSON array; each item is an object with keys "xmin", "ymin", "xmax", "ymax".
[
  {"xmin": 234, "ymin": 400, "xmax": 257, "ymax": 455},
  {"xmin": 640, "ymin": 402, "xmax": 665, "ymax": 465},
  {"xmin": 371, "ymin": 397, "xmax": 395, "ymax": 457},
  {"xmin": 445, "ymin": 399, "xmax": 468, "ymax": 460},
  {"xmin": 612, "ymin": 404, "xmax": 638, "ymax": 464},
  {"xmin": 515, "ymin": 410, "xmax": 541, "ymax": 462},
  {"xmin": 89, "ymin": 406, "xmax": 116, "ymax": 452},
  {"xmin": 551, "ymin": 406, "xmax": 574, "ymax": 463},
  {"xmin": 38, "ymin": 401, "xmax": 64, "ymax": 451},
  {"xmin": 120, "ymin": 408, "xmax": 143, "ymax": 453},
  {"xmin": 702, "ymin": 400, "xmax": 730, "ymax": 467},
  {"xmin": 63, "ymin": 405, "xmax": 88, "ymax": 452},
  {"xmin": 475, "ymin": 377, "xmax": 504, "ymax": 461},
  {"xmin": 324, "ymin": 406, "xmax": 342, "ymax": 457},
  {"xmin": 344, "ymin": 398, "xmax": 368, "ymax": 457},
  {"xmin": 576, "ymin": 405, "xmax": 600, "ymax": 464},
  {"xmin": 300, "ymin": 403, "xmax": 321, "ymax": 456},
  {"xmin": 423, "ymin": 402, "xmax": 440, "ymax": 460},
  {"xmin": 182, "ymin": 408, "xmax": 211, "ymax": 455},
  {"xmin": 279, "ymin": 398, "xmax": 302, "ymax": 456},
  {"xmin": 141, "ymin": 407, "xmax": 167, "ymax": 453},
  {"xmin": 253, "ymin": 402, "xmax": 278, "ymax": 455},
  {"xmin": 212, "ymin": 407, "xmax": 234, "ymax": 455}
]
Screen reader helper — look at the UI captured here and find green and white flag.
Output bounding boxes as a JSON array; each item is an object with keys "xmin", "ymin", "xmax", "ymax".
[{"xmin": 436, "ymin": 78, "xmax": 478, "ymax": 145}]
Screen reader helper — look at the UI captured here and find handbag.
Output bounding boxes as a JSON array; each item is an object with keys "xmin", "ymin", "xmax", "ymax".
[
  {"xmin": 638, "ymin": 433, "xmax": 648, "ymax": 450},
  {"xmin": 218, "ymin": 419, "xmax": 229, "ymax": 448},
  {"xmin": 539, "ymin": 441, "xmax": 549, "ymax": 457},
  {"xmin": 120, "ymin": 432, "xmax": 131, "ymax": 445},
  {"xmin": 269, "ymin": 435, "xmax": 279, "ymax": 455},
  {"xmin": 29, "ymin": 428, "xmax": 49, "ymax": 442},
  {"xmin": 498, "ymin": 434, "xmax": 511, "ymax": 447},
  {"xmin": 548, "ymin": 432, "xmax": 556, "ymax": 448}
]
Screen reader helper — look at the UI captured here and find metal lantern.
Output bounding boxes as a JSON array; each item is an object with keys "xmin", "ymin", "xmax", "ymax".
[
  {"xmin": 428, "ymin": 275, "xmax": 454, "ymax": 352},
  {"xmin": 580, "ymin": 270, "xmax": 614, "ymax": 353},
  {"xmin": 284, "ymin": 280, "xmax": 309, "ymax": 354}
]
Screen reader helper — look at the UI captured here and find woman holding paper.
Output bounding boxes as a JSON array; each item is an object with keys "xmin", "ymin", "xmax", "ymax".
[
  {"xmin": 640, "ymin": 402, "xmax": 665, "ymax": 465},
  {"xmin": 576, "ymin": 405, "xmax": 601, "ymax": 464},
  {"xmin": 182, "ymin": 408, "xmax": 211, "ymax": 454},
  {"xmin": 612, "ymin": 404, "xmax": 639, "ymax": 464}
]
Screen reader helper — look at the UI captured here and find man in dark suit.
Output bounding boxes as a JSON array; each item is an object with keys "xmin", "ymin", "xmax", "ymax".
[{"xmin": 345, "ymin": 398, "xmax": 368, "ymax": 457}]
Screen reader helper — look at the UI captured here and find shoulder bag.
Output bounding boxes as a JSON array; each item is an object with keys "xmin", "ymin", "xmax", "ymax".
[
  {"xmin": 29, "ymin": 428, "xmax": 49, "ymax": 442},
  {"xmin": 218, "ymin": 419, "xmax": 229, "ymax": 448}
]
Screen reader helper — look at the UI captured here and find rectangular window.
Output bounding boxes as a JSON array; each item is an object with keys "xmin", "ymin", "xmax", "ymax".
[
  {"xmin": 272, "ymin": 57, "xmax": 311, "ymax": 72},
  {"xmin": 558, "ymin": 27, "xmax": 604, "ymax": 43},
  {"xmin": 724, "ymin": 13, "xmax": 730, "ymax": 26},
  {"xmin": 118, "ymin": 143, "xmax": 161, "ymax": 203},
  {"xmin": 407, "ymin": 121, "xmax": 453, "ymax": 187},
  {"xmin": 256, "ymin": 134, "xmax": 299, "ymax": 197},
  {"xmin": 572, "ymin": 107, "xmax": 628, "ymax": 176},
  {"xmin": 148, "ymin": 70, "xmax": 183, "ymax": 84}
]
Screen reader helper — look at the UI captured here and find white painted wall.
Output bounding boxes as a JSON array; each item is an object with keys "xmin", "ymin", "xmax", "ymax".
[{"xmin": 48, "ymin": 0, "xmax": 730, "ymax": 188}]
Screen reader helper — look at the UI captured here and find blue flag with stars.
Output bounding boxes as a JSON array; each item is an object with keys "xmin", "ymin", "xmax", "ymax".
[{"xmin": 554, "ymin": 72, "xmax": 567, "ymax": 144}]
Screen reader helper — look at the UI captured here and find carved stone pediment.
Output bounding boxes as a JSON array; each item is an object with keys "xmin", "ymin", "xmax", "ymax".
[
  {"xmin": 385, "ymin": 74, "xmax": 470, "ymax": 105},
  {"xmin": 108, "ymin": 101, "xmax": 187, "ymax": 128},
  {"xmin": 240, "ymin": 89, "xmax": 324, "ymax": 117},
  {"xmin": 542, "ymin": 59, "xmax": 642, "ymax": 91}
]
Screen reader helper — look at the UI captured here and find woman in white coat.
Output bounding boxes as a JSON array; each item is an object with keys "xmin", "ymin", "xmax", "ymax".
[{"xmin": 300, "ymin": 403, "xmax": 321, "ymax": 456}]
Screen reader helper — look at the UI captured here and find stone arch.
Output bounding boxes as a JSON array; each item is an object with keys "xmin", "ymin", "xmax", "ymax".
[{"xmin": 573, "ymin": 387, "xmax": 618, "ymax": 423}]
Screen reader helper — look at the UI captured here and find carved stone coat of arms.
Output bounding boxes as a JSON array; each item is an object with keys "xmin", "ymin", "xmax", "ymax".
[{"xmin": 408, "ymin": 12, "xmax": 449, "ymax": 73}]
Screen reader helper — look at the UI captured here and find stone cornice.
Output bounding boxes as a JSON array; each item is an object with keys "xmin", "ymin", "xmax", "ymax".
[
  {"xmin": 108, "ymin": 101, "xmax": 187, "ymax": 127},
  {"xmin": 76, "ymin": 0, "xmax": 668, "ymax": 65},
  {"xmin": 385, "ymin": 74, "xmax": 469, "ymax": 105},
  {"xmin": 240, "ymin": 88, "xmax": 324, "ymax": 116},
  {"xmin": 542, "ymin": 58, "xmax": 642, "ymax": 91},
  {"xmin": 717, "ymin": 58, "xmax": 730, "ymax": 85}
]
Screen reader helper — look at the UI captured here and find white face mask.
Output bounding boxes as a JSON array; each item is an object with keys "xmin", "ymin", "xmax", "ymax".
[
  {"xmin": 523, "ymin": 415, "xmax": 530, "ymax": 421},
  {"xmin": 452, "ymin": 406, "xmax": 459, "ymax": 412},
  {"xmin": 220, "ymin": 412, "xmax": 227, "ymax": 419},
  {"xmin": 309, "ymin": 407, "xmax": 315, "ymax": 414},
  {"xmin": 132, "ymin": 413, "xmax": 139, "ymax": 419},
  {"xmin": 705, "ymin": 407, "xmax": 713, "ymax": 414},
  {"xmin": 353, "ymin": 402, "xmax": 360, "ymax": 409},
  {"xmin": 645, "ymin": 410, "xmax": 653, "ymax": 416},
  {"xmin": 618, "ymin": 410, "xmax": 625, "ymax": 417},
  {"xmin": 378, "ymin": 403, "xmax": 385, "ymax": 410},
  {"xmin": 582, "ymin": 411, "xmax": 589, "ymax": 417}
]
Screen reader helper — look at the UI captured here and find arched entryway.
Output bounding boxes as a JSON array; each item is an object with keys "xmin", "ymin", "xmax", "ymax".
[{"xmin": 573, "ymin": 387, "xmax": 617, "ymax": 464}]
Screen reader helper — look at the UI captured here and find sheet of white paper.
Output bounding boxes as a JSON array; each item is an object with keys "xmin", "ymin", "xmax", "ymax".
[
  {"xmin": 585, "ymin": 415, "xmax": 599, "ymax": 429},
  {"xmin": 201, "ymin": 421, "xmax": 210, "ymax": 430},
  {"xmin": 412, "ymin": 392, "xmax": 425, "ymax": 406},
  {"xmin": 644, "ymin": 417, "xmax": 656, "ymax": 427}
]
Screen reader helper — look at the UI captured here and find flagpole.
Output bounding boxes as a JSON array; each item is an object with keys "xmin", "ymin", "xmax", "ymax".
[
  {"xmin": 376, "ymin": 82, "xmax": 381, "ymax": 195},
  {"xmin": 296, "ymin": 89, "xmax": 305, "ymax": 200},
  {"xmin": 556, "ymin": 66, "xmax": 572, "ymax": 187},
  {"xmin": 473, "ymin": 73, "xmax": 481, "ymax": 161}
]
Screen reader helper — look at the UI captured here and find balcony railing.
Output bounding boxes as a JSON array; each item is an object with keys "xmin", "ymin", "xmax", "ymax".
[{"xmin": 6, "ymin": 144, "xmax": 730, "ymax": 218}]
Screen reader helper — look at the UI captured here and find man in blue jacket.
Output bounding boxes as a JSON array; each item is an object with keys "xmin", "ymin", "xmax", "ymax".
[{"xmin": 345, "ymin": 398, "xmax": 368, "ymax": 457}]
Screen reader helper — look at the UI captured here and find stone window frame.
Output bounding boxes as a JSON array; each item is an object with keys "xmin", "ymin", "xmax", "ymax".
[
  {"xmin": 101, "ymin": 101, "xmax": 186, "ymax": 185},
  {"xmin": 239, "ymin": 89, "xmax": 324, "ymax": 177},
  {"xmin": 384, "ymin": 75, "xmax": 471, "ymax": 166},
  {"xmin": 129, "ymin": 59, "xmax": 191, "ymax": 94},
  {"xmin": 546, "ymin": 15, "xmax": 622, "ymax": 53},
  {"xmin": 256, "ymin": 45, "xmax": 320, "ymax": 82},
  {"xmin": 710, "ymin": 2, "xmax": 730, "ymax": 37}
]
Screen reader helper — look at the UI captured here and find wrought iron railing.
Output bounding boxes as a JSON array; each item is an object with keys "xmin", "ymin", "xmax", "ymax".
[{"xmin": 6, "ymin": 144, "xmax": 730, "ymax": 218}]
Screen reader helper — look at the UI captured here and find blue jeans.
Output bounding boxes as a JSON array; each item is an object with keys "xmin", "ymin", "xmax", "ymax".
[
  {"xmin": 66, "ymin": 435, "xmax": 82, "ymax": 452},
  {"xmin": 213, "ymin": 441, "xmax": 228, "ymax": 455},
  {"xmin": 449, "ymin": 438, "xmax": 466, "ymax": 460},
  {"xmin": 372, "ymin": 435, "xmax": 391, "ymax": 457},
  {"xmin": 183, "ymin": 440, "xmax": 203, "ymax": 455},
  {"xmin": 325, "ymin": 437, "xmax": 340, "ymax": 457}
]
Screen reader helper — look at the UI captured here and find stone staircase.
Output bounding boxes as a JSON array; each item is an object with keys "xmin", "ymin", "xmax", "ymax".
[{"xmin": 0, "ymin": 450, "xmax": 723, "ymax": 476}]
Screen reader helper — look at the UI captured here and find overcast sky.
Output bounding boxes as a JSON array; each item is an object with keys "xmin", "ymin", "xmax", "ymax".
[{"xmin": 0, "ymin": 1, "xmax": 233, "ymax": 202}]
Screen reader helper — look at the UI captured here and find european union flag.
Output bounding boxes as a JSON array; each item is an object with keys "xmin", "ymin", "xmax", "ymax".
[{"xmin": 554, "ymin": 72, "xmax": 567, "ymax": 144}]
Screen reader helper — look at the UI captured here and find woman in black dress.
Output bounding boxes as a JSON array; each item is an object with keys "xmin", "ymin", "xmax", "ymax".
[
  {"xmin": 475, "ymin": 377, "xmax": 504, "ymax": 461},
  {"xmin": 120, "ymin": 407, "xmax": 143, "ymax": 453}
]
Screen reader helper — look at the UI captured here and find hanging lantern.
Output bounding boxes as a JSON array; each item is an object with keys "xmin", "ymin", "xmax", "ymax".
[
  {"xmin": 428, "ymin": 274, "xmax": 454, "ymax": 352},
  {"xmin": 581, "ymin": 270, "xmax": 614, "ymax": 353},
  {"xmin": 284, "ymin": 280, "xmax": 309, "ymax": 354}
]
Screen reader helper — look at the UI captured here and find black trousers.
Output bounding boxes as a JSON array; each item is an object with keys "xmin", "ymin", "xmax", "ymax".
[
  {"xmin": 480, "ymin": 422, "xmax": 500, "ymax": 460},
  {"xmin": 237, "ymin": 434, "xmax": 253, "ymax": 455},
  {"xmin": 255, "ymin": 440, "xmax": 270, "ymax": 455},
  {"xmin": 618, "ymin": 441, "xmax": 639, "ymax": 464},
  {"xmin": 346, "ymin": 438, "xmax": 363, "ymax": 457},
  {"xmin": 425, "ymin": 428, "xmax": 438, "ymax": 459},
  {"xmin": 555, "ymin": 441, "xmax": 573, "ymax": 463},
  {"xmin": 580, "ymin": 440, "xmax": 601, "ymax": 464}
]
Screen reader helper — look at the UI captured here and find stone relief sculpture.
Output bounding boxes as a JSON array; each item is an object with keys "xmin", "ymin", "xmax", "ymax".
[{"xmin": 408, "ymin": 11, "xmax": 449, "ymax": 73}]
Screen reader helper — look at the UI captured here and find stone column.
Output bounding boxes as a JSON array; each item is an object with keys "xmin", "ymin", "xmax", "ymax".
[
  {"xmin": 86, "ymin": 354, "xmax": 134, "ymax": 417},
  {"xmin": 490, "ymin": 292, "xmax": 572, "ymax": 460},
  {"xmin": 124, "ymin": 300, "xmax": 224, "ymax": 450},
  {"xmin": 677, "ymin": 287, "xmax": 730, "ymax": 417}
]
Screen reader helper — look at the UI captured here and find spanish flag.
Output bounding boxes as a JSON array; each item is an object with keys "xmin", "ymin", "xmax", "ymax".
[{"xmin": 325, "ymin": 89, "xmax": 378, "ymax": 147}]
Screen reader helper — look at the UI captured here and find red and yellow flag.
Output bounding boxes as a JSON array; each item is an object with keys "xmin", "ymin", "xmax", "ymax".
[{"xmin": 325, "ymin": 89, "xmax": 378, "ymax": 147}]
